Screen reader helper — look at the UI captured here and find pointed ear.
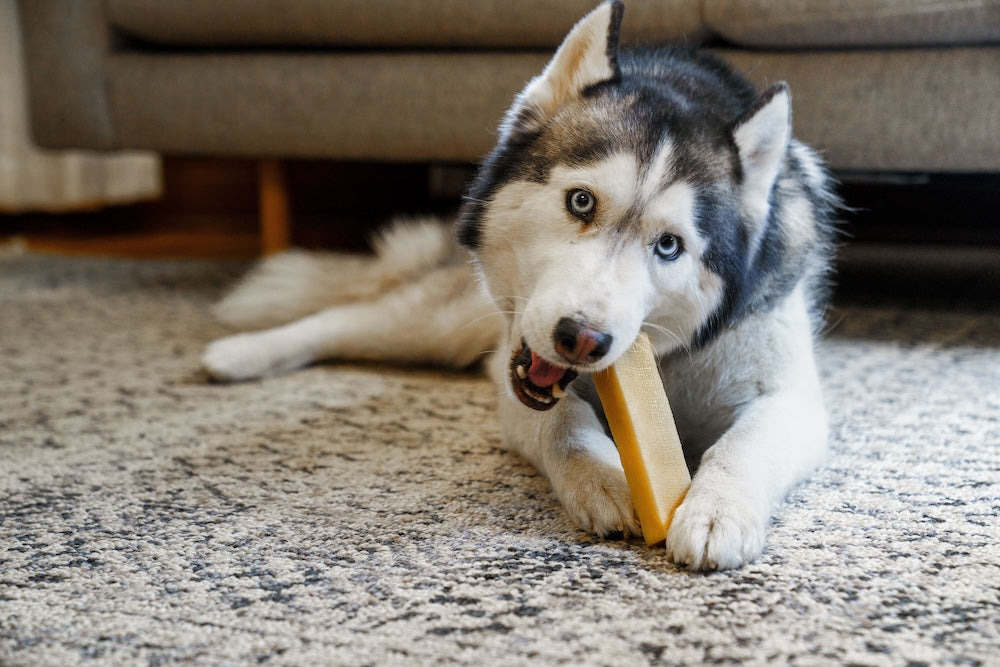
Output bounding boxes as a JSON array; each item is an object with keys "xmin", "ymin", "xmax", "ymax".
[
  {"xmin": 501, "ymin": 1, "xmax": 624, "ymax": 139},
  {"xmin": 733, "ymin": 83, "xmax": 791, "ymax": 224}
]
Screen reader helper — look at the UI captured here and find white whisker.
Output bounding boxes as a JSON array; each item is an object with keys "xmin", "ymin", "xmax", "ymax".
[
  {"xmin": 491, "ymin": 294, "xmax": 528, "ymax": 304},
  {"xmin": 459, "ymin": 309, "xmax": 514, "ymax": 330},
  {"xmin": 642, "ymin": 321, "xmax": 692, "ymax": 361}
]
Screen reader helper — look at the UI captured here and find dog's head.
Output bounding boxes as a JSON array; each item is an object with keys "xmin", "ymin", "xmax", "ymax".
[{"xmin": 457, "ymin": 1, "xmax": 793, "ymax": 411}]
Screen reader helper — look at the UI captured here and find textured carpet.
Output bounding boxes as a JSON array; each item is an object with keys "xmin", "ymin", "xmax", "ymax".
[{"xmin": 1, "ymin": 250, "xmax": 997, "ymax": 666}]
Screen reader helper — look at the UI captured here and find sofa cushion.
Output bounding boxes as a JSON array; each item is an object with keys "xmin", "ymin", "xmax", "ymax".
[
  {"xmin": 94, "ymin": 46, "xmax": 999, "ymax": 170},
  {"xmin": 717, "ymin": 46, "xmax": 1000, "ymax": 171},
  {"xmin": 106, "ymin": 0, "xmax": 706, "ymax": 49},
  {"xmin": 103, "ymin": 52, "xmax": 552, "ymax": 161},
  {"xmin": 706, "ymin": 0, "xmax": 1000, "ymax": 48}
]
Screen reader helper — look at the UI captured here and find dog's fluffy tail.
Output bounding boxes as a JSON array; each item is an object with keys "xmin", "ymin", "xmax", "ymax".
[{"xmin": 213, "ymin": 217, "xmax": 461, "ymax": 330}]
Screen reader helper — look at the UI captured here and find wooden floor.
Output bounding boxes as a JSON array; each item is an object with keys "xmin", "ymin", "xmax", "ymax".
[
  {"xmin": 7, "ymin": 230, "xmax": 261, "ymax": 258},
  {"xmin": 3, "ymin": 160, "xmax": 996, "ymax": 260},
  {"xmin": 0, "ymin": 158, "xmax": 465, "ymax": 259}
]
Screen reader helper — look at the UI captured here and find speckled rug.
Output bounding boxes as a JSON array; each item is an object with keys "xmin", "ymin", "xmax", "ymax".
[{"xmin": 1, "ymin": 250, "xmax": 997, "ymax": 666}]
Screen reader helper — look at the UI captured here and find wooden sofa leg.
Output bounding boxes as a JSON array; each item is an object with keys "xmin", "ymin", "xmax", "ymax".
[{"xmin": 258, "ymin": 159, "xmax": 291, "ymax": 255}]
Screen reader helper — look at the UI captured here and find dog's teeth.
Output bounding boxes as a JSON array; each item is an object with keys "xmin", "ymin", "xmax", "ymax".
[
  {"xmin": 515, "ymin": 365, "xmax": 527, "ymax": 380},
  {"xmin": 525, "ymin": 387, "xmax": 552, "ymax": 404},
  {"xmin": 551, "ymin": 383, "xmax": 566, "ymax": 399}
]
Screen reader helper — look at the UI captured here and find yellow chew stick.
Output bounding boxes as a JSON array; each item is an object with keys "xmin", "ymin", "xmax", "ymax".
[{"xmin": 593, "ymin": 332, "xmax": 691, "ymax": 546}]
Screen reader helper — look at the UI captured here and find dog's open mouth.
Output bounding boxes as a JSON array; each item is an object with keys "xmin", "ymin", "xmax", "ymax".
[{"xmin": 510, "ymin": 340, "xmax": 578, "ymax": 411}]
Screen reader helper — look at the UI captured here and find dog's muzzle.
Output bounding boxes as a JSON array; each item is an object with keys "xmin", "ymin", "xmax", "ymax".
[{"xmin": 509, "ymin": 340, "xmax": 578, "ymax": 411}]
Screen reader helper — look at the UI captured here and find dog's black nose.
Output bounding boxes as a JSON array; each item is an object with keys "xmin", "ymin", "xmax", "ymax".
[{"xmin": 553, "ymin": 317, "xmax": 613, "ymax": 365}]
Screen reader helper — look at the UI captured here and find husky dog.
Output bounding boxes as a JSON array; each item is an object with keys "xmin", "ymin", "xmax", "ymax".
[{"xmin": 203, "ymin": 1, "xmax": 836, "ymax": 570}]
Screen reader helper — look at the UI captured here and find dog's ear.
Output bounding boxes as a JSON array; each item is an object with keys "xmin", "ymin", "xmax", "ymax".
[
  {"xmin": 732, "ymin": 83, "xmax": 792, "ymax": 227},
  {"xmin": 500, "ymin": 1, "xmax": 624, "ymax": 140}
]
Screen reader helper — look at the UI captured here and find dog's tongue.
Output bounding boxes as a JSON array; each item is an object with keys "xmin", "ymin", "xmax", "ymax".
[{"xmin": 528, "ymin": 350, "xmax": 566, "ymax": 387}]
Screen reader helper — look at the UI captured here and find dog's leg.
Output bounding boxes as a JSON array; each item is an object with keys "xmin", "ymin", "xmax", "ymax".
[
  {"xmin": 665, "ymin": 296, "xmax": 828, "ymax": 570},
  {"xmin": 488, "ymin": 352, "xmax": 641, "ymax": 539},
  {"xmin": 666, "ymin": 386, "xmax": 827, "ymax": 570},
  {"xmin": 203, "ymin": 263, "xmax": 499, "ymax": 381}
]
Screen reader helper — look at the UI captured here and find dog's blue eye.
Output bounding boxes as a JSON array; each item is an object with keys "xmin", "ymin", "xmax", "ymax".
[
  {"xmin": 655, "ymin": 234, "xmax": 683, "ymax": 261},
  {"xmin": 566, "ymin": 189, "xmax": 596, "ymax": 220}
]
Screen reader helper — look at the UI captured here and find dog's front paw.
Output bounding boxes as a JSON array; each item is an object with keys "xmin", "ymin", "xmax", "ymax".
[
  {"xmin": 202, "ymin": 333, "xmax": 288, "ymax": 382},
  {"xmin": 553, "ymin": 453, "xmax": 640, "ymax": 539},
  {"xmin": 666, "ymin": 473, "xmax": 768, "ymax": 570}
]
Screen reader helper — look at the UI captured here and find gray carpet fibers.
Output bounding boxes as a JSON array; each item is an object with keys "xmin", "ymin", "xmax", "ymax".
[{"xmin": 1, "ymin": 251, "xmax": 997, "ymax": 665}]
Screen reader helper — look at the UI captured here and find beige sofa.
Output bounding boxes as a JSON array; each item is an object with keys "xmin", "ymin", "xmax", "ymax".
[
  {"xmin": 18, "ymin": 0, "xmax": 999, "ymax": 172},
  {"xmin": 17, "ymin": 0, "xmax": 1000, "ymax": 172}
]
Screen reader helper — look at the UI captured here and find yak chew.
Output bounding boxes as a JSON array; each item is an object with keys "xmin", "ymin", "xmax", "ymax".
[{"xmin": 592, "ymin": 332, "xmax": 690, "ymax": 546}]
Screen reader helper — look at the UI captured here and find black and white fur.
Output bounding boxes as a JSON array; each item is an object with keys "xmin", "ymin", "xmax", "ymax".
[{"xmin": 203, "ymin": 1, "xmax": 837, "ymax": 570}]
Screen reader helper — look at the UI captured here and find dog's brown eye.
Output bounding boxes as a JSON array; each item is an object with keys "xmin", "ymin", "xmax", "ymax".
[{"xmin": 566, "ymin": 189, "xmax": 596, "ymax": 220}]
